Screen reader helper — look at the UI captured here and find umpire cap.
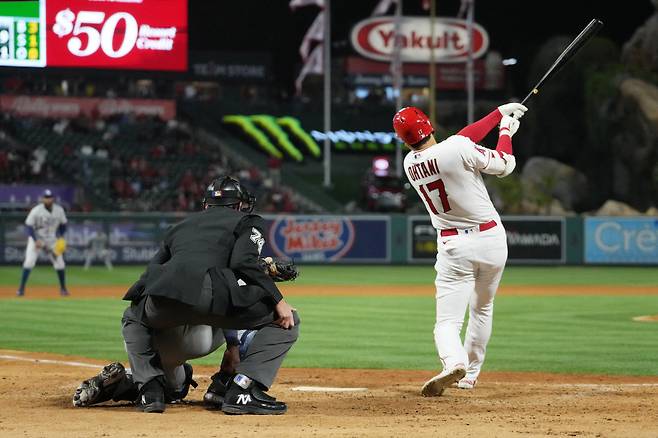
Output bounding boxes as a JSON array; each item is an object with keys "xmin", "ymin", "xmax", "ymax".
[{"xmin": 203, "ymin": 176, "xmax": 255, "ymax": 212}]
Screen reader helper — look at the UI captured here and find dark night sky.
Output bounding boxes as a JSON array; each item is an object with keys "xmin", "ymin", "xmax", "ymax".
[{"xmin": 189, "ymin": 0, "xmax": 655, "ymax": 91}]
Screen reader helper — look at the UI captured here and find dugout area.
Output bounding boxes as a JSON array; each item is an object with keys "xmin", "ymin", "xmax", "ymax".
[{"xmin": 1, "ymin": 265, "xmax": 657, "ymax": 437}]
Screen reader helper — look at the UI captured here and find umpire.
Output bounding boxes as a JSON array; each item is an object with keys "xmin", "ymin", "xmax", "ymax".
[{"xmin": 121, "ymin": 176, "xmax": 299, "ymax": 415}]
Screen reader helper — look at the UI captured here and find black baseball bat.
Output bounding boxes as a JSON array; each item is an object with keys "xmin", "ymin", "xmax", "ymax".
[{"xmin": 520, "ymin": 18, "xmax": 604, "ymax": 105}]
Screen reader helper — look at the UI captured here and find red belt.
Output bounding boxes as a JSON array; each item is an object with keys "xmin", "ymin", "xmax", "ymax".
[{"xmin": 440, "ymin": 220, "xmax": 497, "ymax": 237}]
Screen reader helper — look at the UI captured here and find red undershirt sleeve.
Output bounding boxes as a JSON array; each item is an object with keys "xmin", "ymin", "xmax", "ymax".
[
  {"xmin": 456, "ymin": 109, "xmax": 503, "ymax": 143},
  {"xmin": 495, "ymin": 134, "xmax": 513, "ymax": 155}
]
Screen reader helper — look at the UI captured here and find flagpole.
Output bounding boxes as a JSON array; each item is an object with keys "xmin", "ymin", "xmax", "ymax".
[
  {"xmin": 394, "ymin": 0, "xmax": 403, "ymax": 177},
  {"xmin": 466, "ymin": 0, "xmax": 474, "ymax": 124},
  {"xmin": 322, "ymin": 0, "xmax": 331, "ymax": 188},
  {"xmin": 429, "ymin": 0, "xmax": 436, "ymax": 127}
]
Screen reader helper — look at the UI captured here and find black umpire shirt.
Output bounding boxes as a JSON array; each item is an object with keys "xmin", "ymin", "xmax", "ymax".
[{"xmin": 123, "ymin": 206, "xmax": 283, "ymax": 316}]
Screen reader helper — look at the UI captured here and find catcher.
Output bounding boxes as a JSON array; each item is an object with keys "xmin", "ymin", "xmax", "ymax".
[
  {"xmin": 72, "ymin": 176, "xmax": 300, "ymax": 415},
  {"xmin": 17, "ymin": 189, "xmax": 69, "ymax": 297}
]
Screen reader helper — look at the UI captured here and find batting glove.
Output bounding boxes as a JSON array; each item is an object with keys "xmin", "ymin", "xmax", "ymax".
[
  {"xmin": 499, "ymin": 115, "xmax": 520, "ymax": 137},
  {"xmin": 498, "ymin": 102, "xmax": 528, "ymax": 119}
]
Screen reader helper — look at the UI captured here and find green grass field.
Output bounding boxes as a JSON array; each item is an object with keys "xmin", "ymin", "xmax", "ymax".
[{"xmin": 0, "ymin": 266, "xmax": 657, "ymax": 375}]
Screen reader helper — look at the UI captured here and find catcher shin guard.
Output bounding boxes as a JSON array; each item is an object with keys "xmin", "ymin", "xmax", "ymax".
[{"xmin": 73, "ymin": 362, "xmax": 137, "ymax": 407}]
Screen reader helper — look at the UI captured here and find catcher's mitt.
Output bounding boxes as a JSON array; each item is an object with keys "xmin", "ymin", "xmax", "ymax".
[
  {"xmin": 259, "ymin": 257, "xmax": 299, "ymax": 282},
  {"xmin": 53, "ymin": 238, "xmax": 67, "ymax": 256}
]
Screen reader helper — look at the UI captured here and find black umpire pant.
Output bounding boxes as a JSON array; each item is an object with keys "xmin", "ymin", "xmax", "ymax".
[{"xmin": 121, "ymin": 274, "xmax": 300, "ymax": 390}]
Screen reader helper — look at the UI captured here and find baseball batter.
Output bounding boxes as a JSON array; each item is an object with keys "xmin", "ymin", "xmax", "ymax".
[
  {"xmin": 393, "ymin": 103, "xmax": 526, "ymax": 396},
  {"xmin": 17, "ymin": 189, "xmax": 70, "ymax": 297}
]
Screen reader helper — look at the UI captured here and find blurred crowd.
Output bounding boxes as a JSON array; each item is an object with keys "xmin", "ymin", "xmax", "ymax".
[{"xmin": 0, "ymin": 112, "xmax": 302, "ymax": 213}]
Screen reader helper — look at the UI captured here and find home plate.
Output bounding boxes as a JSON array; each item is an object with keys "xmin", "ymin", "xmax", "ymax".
[{"xmin": 291, "ymin": 386, "xmax": 368, "ymax": 393}]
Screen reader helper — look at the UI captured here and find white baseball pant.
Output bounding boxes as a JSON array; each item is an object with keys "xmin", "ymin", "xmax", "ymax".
[
  {"xmin": 433, "ymin": 225, "xmax": 507, "ymax": 380},
  {"xmin": 22, "ymin": 237, "xmax": 65, "ymax": 270}
]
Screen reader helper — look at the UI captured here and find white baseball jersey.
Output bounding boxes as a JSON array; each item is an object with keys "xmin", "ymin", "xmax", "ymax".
[
  {"xmin": 25, "ymin": 203, "xmax": 68, "ymax": 243},
  {"xmin": 404, "ymin": 135, "xmax": 515, "ymax": 230}
]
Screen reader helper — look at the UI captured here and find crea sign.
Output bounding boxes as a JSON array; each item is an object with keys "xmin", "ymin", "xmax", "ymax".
[{"xmin": 351, "ymin": 16, "xmax": 489, "ymax": 63}]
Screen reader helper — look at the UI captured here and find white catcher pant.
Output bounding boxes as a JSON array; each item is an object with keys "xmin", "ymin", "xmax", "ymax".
[
  {"xmin": 433, "ymin": 225, "xmax": 507, "ymax": 380},
  {"xmin": 22, "ymin": 237, "xmax": 65, "ymax": 270}
]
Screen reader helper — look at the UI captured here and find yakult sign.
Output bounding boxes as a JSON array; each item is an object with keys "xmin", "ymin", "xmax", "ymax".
[{"xmin": 351, "ymin": 16, "xmax": 488, "ymax": 63}]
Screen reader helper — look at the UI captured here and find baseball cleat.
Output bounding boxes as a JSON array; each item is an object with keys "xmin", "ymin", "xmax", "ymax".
[
  {"xmin": 60, "ymin": 289, "xmax": 70, "ymax": 296},
  {"xmin": 138, "ymin": 377, "xmax": 166, "ymax": 413},
  {"xmin": 221, "ymin": 374, "xmax": 287, "ymax": 415},
  {"xmin": 457, "ymin": 378, "xmax": 477, "ymax": 389},
  {"xmin": 203, "ymin": 372, "xmax": 231, "ymax": 408},
  {"xmin": 16, "ymin": 290, "xmax": 24, "ymax": 297},
  {"xmin": 73, "ymin": 362, "xmax": 127, "ymax": 407},
  {"xmin": 421, "ymin": 364, "xmax": 466, "ymax": 397}
]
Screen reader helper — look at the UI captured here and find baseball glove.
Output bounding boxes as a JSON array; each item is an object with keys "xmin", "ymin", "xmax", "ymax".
[
  {"xmin": 259, "ymin": 257, "xmax": 299, "ymax": 282},
  {"xmin": 53, "ymin": 238, "xmax": 67, "ymax": 256}
]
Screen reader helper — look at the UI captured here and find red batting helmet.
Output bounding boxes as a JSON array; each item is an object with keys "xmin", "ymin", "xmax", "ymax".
[{"xmin": 392, "ymin": 107, "xmax": 434, "ymax": 145}]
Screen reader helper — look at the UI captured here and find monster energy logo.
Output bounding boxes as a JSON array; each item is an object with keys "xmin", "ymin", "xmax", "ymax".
[{"xmin": 223, "ymin": 115, "xmax": 399, "ymax": 162}]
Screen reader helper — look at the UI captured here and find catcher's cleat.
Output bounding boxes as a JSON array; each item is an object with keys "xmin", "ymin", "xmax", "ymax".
[
  {"xmin": 421, "ymin": 364, "xmax": 466, "ymax": 397},
  {"xmin": 221, "ymin": 374, "xmax": 287, "ymax": 415},
  {"xmin": 457, "ymin": 377, "xmax": 477, "ymax": 389},
  {"xmin": 166, "ymin": 363, "xmax": 198, "ymax": 403},
  {"xmin": 73, "ymin": 362, "xmax": 128, "ymax": 407},
  {"xmin": 203, "ymin": 371, "xmax": 231, "ymax": 408},
  {"xmin": 138, "ymin": 377, "xmax": 166, "ymax": 413}
]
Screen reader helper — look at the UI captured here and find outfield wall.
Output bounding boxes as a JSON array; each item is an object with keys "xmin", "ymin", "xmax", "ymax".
[{"xmin": 0, "ymin": 213, "xmax": 655, "ymax": 266}]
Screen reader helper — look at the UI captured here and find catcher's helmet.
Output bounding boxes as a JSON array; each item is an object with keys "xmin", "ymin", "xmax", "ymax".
[
  {"xmin": 203, "ymin": 176, "xmax": 255, "ymax": 213},
  {"xmin": 392, "ymin": 106, "xmax": 434, "ymax": 146}
]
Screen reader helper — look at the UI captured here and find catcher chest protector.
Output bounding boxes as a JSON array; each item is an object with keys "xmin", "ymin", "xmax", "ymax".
[{"xmin": 203, "ymin": 176, "xmax": 255, "ymax": 213}]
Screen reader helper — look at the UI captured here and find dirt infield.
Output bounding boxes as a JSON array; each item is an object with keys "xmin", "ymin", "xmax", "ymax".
[
  {"xmin": 2, "ymin": 285, "xmax": 658, "ymax": 436},
  {"xmin": 2, "ymin": 283, "xmax": 658, "ymax": 299},
  {"xmin": 1, "ymin": 350, "xmax": 658, "ymax": 438}
]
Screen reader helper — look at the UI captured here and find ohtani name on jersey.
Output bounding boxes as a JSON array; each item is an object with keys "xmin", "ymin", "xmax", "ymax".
[{"xmin": 407, "ymin": 158, "xmax": 440, "ymax": 182}]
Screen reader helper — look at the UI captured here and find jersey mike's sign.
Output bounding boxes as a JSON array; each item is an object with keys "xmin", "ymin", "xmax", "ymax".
[
  {"xmin": 262, "ymin": 215, "xmax": 390, "ymax": 263},
  {"xmin": 351, "ymin": 16, "xmax": 488, "ymax": 63}
]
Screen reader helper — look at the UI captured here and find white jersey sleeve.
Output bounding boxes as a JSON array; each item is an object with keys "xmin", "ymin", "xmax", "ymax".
[
  {"xmin": 457, "ymin": 135, "xmax": 516, "ymax": 178},
  {"xmin": 54, "ymin": 204, "xmax": 68, "ymax": 225},
  {"xmin": 25, "ymin": 206, "xmax": 38, "ymax": 227}
]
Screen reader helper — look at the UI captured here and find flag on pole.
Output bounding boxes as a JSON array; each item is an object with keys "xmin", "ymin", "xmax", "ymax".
[
  {"xmin": 299, "ymin": 11, "xmax": 324, "ymax": 60},
  {"xmin": 371, "ymin": 0, "xmax": 398, "ymax": 16},
  {"xmin": 295, "ymin": 43, "xmax": 323, "ymax": 94},
  {"xmin": 289, "ymin": 0, "xmax": 324, "ymax": 11},
  {"xmin": 291, "ymin": 0, "xmax": 324, "ymax": 94}
]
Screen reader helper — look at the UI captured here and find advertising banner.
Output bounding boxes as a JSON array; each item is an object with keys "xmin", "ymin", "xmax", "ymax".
[
  {"xmin": 351, "ymin": 16, "xmax": 488, "ymax": 63},
  {"xmin": 46, "ymin": 0, "xmax": 187, "ymax": 70},
  {"xmin": 408, "ymin": 216, "xmax": 565, "ymax": 264},
  {"xmin": 585, "ymin": 217, "xmax": 658, "ymax": 264},
  {"xmin": 344, "ymin": 56, "xmax": 504, "ymax": 90},
  {"xmin": 0, "ymin": 0, "xmax": 187, "ymax": 70},
  {"xmin": 0, "ymin": 95, "xmax": 176, "ymax": 120},
  {"xmin": 263, "ymin": 215, "xmax": 390, "ymax": 263}
]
